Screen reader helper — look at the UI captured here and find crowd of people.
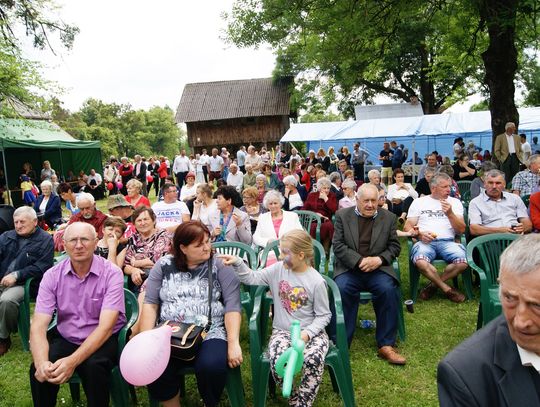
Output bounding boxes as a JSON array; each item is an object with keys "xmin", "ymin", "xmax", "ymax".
[{"xmin": 2, "ymin": 122, "xmax": 540, "ymax": 406}]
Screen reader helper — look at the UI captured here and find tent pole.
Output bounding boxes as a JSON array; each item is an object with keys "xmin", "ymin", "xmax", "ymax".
[
  {"xmin": 58, "ymin": 148, "xmax": 65, "ymax": 182},
  {"xmin": 412, "ymin": 136, "xmax": 416, "ymax": 184},
  {"xmin": 1, "ymin": 145, "xmax": 12, "ymax": 205}
]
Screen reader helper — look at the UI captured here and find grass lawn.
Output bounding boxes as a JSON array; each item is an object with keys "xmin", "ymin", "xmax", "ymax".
[{"xmin": 0, "ymin": 194, "xmax": 480, "ymax": 406}]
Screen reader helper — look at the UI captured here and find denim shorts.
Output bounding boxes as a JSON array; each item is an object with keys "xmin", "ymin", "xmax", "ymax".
[{"xmin": 410, "ymin": 239, "xmax": 467, "ymax": 265}]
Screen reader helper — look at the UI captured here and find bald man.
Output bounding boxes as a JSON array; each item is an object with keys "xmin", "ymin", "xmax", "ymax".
[{"xmin": 29, "ymin": 223, "xmax": 126, "ymax": 407}]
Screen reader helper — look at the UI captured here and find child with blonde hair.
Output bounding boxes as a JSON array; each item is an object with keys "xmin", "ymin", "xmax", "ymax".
[{"xmin": 220, "ymin": 229, "xmax": 330, "ymax": 406}]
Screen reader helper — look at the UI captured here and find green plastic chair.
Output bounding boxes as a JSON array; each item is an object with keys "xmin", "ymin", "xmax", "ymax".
[
  {"xmin": 327, "ymin": 248, "xmax": 406, "ymax": 341},
  {"xmin": 259, "ymin": 238, "xmax": 326, "ymax": 274},
  {"xmin": 461, "ymin": 190, "xmax": 471, "ymax": 209},
  {"xmin": 294, "ymin": 210, "xmax": 322, "ymax": 242},
  {"xmin": 456, "ymin": 180, "xmax": 472, "ymax": 196},
  {"xmin": 17, "ymin": 277, "xmax": 33, "ymax": 351},
  {"xmin": 407, "ymin": 237, "xmax": 474, "ymax": 302},
  {"xmin": 48, "ymin": 289, "xmax": 139, "ymax": 406},
  {"xmin": 466, "ymin": 233, "xmax": 519, "ymax": 329},
  {"xmin": 522, "ymin": 194, "xmax": 531, "ymax": 207},
  {"xmin": 148, "ymin": 366, "xmax": 246, "ymax": 407},
  {"xmin": 249, "ymin": 276, "xmax": 355, "ymax": 407},
  {"xmin": 212, "ymin": 241, "xmax": 259, "ymax": 318}
]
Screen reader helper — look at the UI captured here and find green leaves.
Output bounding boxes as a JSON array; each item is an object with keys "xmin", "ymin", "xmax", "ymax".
[
  {"xmin": 49, "ymin": 99, "xmax": 183, "ymax": 160},
  {"xmin": 225, "ymin": 0, "xmax": 537, "ymax": 116}
]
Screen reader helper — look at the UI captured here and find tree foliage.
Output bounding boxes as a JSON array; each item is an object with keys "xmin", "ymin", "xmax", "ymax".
[
  {"xmin": 225, "ymin": 0, "xmax": 538, "ymax": 123},
  {"xmin": 225, "ymin": 0, "xmax": 486, "ymax": 116},
  {"xmin": 0, "ymin": 0, "xmax": 79, "ymax": 51},
  {"xmin": 0, "ymin": 0, "xmax": 78, "ymax": 115},
  {"xmin": 521, "ymin": 59, "xmax": 540, "ymax": 107},
  {"xmin": 49, "ymin": 99, "xmax": 183, "ymax": 161},
  {"xmin": 0, "ymin": 39, "xmax": 48, "ymax": 111}
]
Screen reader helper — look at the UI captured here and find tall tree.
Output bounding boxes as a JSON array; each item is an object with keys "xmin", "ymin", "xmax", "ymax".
[
  {"xmin": 225, "ymin": 0, "xmax": 539, "ymax": 147},
  {"xmin": 477, "ymin": 0, "xmax": 520, "ymax": 139},
  {"xmin": 225, "ymin": 0, "xmax": 483, "ymax": 115}
]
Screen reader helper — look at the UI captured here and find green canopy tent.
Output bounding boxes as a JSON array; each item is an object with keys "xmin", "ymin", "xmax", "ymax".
[{"xmin": 0, "ymin": 119, "xmax": 102, "ymax": 206}]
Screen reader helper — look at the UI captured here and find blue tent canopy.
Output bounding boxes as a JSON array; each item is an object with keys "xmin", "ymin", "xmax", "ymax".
[{"xmin": 281, "ymin": 107, "xmax": 540, "ymax": 161}]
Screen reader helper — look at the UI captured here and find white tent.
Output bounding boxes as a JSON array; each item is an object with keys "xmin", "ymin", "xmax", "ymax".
[
  {"xmin": 283, "ymin": 107, "xmax": 540, "ymax": 142},
  {"xmin": 282, "ymin": 107, "xmax": 540, "ymax": 160}
]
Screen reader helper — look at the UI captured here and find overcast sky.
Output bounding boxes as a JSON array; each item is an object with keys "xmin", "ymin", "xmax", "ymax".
[{"xmin": 22, "ymin": 0, "xmax": 276, "ymax": 112}]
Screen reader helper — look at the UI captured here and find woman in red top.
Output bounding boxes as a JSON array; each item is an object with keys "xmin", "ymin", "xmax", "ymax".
[
  {"xmin": 300, "ymin": 163, "xmax": 311, "ymax": 191},
  {"xmin": 125, "ymin": 179, "xmax": 151, "ymax": 208},
  {"xmin": 302, "ymin": 177, "xmax": 337, "ymax": 253},
  {"xmin": 158, "ymin": 156, "xmax": 168, "ymax": 190}
]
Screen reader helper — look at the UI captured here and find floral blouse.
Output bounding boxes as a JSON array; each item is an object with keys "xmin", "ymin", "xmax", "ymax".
[{"xmin": 124, "ymin": 228, "xmax": 171, "ymax": 270}]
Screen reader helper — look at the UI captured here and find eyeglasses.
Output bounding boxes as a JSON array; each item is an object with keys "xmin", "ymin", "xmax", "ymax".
[{"xmin": 64, "ymin": 237, "xmax": 94, "ymax": 246}]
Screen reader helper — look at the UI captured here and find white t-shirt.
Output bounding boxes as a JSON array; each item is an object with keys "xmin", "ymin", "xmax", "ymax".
[
  {"xmin": 522, "ymin": 141, "xmax": 532, "ymax": 160},
  {"xmin": 180, "ymin": 184, "xmax": 198, "ymax": 201},
  {"xmin": 193, "ymin": 200, "xmax": 217, "ymax": 227},
  {"xmin": 208, "ymin": 155, "xmax": 224, "ymax": 172},
  {"xmin": 39, "ymin": 197, "xmax": 49, "ymax": 212},
  {"xmin": 227, "ymin": 172, "xmax": 244, "ymax": 191},
  {"xmin": 288, "ymin": 192, "xmax": 304, "ymax": 209},
  {"xmin": 173, "ymin": 155, "xmax": 191, "ymax": 173},
  {"xmin": 407, "ymin": 195, "xmax": 463, "ymax": 240},
  {"xmin": 151, "ymin": 200, "xmax": 190, "ymax": 230}
]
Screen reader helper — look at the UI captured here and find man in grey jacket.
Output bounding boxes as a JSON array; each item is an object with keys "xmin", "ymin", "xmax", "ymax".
[{"xmin": 332, "ymin": 183, "xmax": 404, "ymax": 364}]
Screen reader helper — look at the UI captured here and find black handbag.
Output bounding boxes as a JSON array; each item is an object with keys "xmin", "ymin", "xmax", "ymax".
[{"xmin": 160, "ymin": 257, "xmax": 213, "ymax": 362}]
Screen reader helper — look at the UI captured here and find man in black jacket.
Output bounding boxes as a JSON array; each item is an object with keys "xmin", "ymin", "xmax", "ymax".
[
  {"xmin": 438, "ymin": 234, "xmax": 540, "ymax": 406},
  {"xmin": 0, "ymin": 206, "xmax": 54, "ymax": 355},
  {"xmin": 133, "ymin": 154, "xmax": 147, "ymax": 197}
]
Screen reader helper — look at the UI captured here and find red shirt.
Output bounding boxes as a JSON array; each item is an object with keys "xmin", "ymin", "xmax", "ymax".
[
  {"xmin": 67, "ymin": 210, "xmax": 108, "ymax": 239},
  {"xmin": 300, "ymin": 172, "xmax": 311, "ymax": 191},
  {"xmin": 158, "ymin": 162, "xmax": 168, "ymax": 178},
  {"xmin": 530, "ymin": 191, "xmax": 540, "ymax": 230},
  {"xmin": 125, "ymin": 195, "xmax": 151, "ymax": 208}
]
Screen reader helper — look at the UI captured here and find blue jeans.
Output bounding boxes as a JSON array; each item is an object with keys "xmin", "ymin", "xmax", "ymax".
[
  {"xmin": 410, "ymin": 239, "xmax": 466, "ymax": 264},
  {"xmin": 331, "ymin": 270, "xmax": 399, "ymax": 348}
]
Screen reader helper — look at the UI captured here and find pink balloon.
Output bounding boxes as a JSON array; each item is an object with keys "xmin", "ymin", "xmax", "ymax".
[
  {"xmin": 116, "ymin": 182, "xmax": 123, "ymax": 189},
  {"xmin": 119, "ymin": 324, "xmax": 172, "ymax": 386},
  {"xmin": 146, "ymin": 175, "xmax": 153, "ymax": 183}
]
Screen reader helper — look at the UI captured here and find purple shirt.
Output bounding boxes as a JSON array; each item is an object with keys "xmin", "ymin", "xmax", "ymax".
[{"xmin": 36, "ymin": 255, "xmax": 126, "ymax": 345}]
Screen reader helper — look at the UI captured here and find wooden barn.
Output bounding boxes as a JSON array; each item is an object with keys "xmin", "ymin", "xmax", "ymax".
[{"xmin": 175, "ymin": 77, "xmax": 294, "ymax": 152}]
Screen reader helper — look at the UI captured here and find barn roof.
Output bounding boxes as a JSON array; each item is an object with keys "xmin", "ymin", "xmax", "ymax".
[{"xmin": 175, "ymin": 77, "xmax": 292, "ymax": 123}]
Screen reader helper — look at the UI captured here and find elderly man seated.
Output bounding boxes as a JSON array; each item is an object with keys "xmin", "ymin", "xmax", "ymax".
[
  {"xmin": 29, "ymin": 222, "xmax": 126, "ymax": 406},
  {"xmin": 66, "ymin": 193, "xmax": 108, "ymax": 238},
  {"xmin": 0, "ymin": 207, "xmax": 54, "ymax": 355},
  {"xmin": 54, "ymin": 193, "xmax": 108, "ymax": 252},
  {"xmin": 511, "ymin": 154, "xmax": 540, "ymax": 197},
  {"xmin": 469, "ymin": 169, "xmax": 532, "ymax": 236},
  {"xmin": 438, "ymin": 234, "xmax": 540, "ymax": 406},
  {"xmin": 226, "ymin": 163, "xmax": 244, "ymax": 192},
  {"xmin": 404, "ymin": 173, "xmax": 468, "ymax": 303}
]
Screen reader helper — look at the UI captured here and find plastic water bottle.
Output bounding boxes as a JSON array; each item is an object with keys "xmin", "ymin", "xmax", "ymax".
[{"xmin": 360, "ymin": 319, "xmax": 376, "ymax": 329}]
